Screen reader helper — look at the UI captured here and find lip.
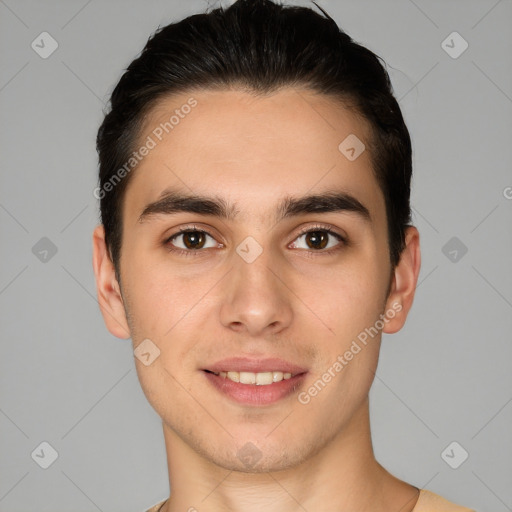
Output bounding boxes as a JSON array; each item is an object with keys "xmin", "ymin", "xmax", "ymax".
[
  {"xmin": 203, "ymin": 357, "xmax": 308, "ymax": 375},
  {"xmin": 203, "ymin": 370, "xmax": 308, "ymax": 406}
]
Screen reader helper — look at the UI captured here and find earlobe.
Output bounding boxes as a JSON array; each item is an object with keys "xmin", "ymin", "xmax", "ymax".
[
  {"xmin": 92, "ymin": 224, "xmax": 131, "ymax": 339},
  {"xmin": 382, "ymin": 226, "xmax": 421, "ymax": 334}
]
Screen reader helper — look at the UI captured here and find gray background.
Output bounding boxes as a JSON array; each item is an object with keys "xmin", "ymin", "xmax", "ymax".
[{"xmin": 1, "ymin": 0, "xmax": 511, "ymax": 511}]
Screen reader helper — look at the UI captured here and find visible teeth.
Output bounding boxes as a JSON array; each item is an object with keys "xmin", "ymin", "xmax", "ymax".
[
  {"xmin": 240, "ymin": 371, "xmax": 256, "ymax": 384},
  {"xmin": 273, "ymin": 371, "xmax": 284, "ymax": 382},
  {"xmin": 212, "ymin": 370, "xmax": 295, "ymax": 385}
]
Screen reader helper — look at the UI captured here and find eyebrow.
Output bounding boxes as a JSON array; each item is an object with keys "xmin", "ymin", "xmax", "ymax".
[{"xmin": 138, "ymin": 188, "xmax": 372, "ymax": 225}]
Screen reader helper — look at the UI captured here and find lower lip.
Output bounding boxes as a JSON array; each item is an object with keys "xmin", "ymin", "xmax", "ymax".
[{"xmin": 203, "ymin": 371, "xmax": 308, "ymax": 406}]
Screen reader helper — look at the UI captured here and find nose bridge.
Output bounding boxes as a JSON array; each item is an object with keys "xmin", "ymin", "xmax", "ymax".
[
  {"xmin": 220, "ymin": 236, "xmax": 293, "ymax": 335},
  {"xmin": 235, "ymin": 236, "xmax": 277, "ymax": 289}
]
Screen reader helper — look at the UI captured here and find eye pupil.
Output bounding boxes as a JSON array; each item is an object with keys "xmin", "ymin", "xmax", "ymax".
[
  {"xmin": 169, "ymin": 227, "xmax": 340, "ymax": 255},
  {"xmin": 306, "ymin": 231, "xmax": 328, "ymax": 250},
  {"xmin": 184, "ymin": 231, "xmax": 205, "ymax": 249}
]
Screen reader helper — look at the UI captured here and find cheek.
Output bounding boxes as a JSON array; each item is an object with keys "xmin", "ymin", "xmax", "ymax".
[
  {"xmin": 301, "ymin": 261, "xmax": 386, "ymax": 343},
  {"xmin": 123, "ymin": 254, "xmax": 221, "ymax": 361},
  {"xmin": 121, "ymin": 255, "xmax": 180, "ymax": 338}
]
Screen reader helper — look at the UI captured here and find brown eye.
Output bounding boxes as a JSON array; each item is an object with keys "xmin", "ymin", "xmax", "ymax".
[
  {"xmin": 166, "ymin": 229, "xmax": 218, "ymax": 252},
  {"xmin": 291, "ymin": 227, "xmax": 345, "ymax": 252},
  {"xmin": 304, "ymin": 231, "xmax": 329, "ymax": 250},
  {"xmin": 181, "ymin": 231, "xmax": 206, "ymax": 249}
]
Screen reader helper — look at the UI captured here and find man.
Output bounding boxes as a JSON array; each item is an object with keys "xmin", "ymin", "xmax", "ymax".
[{"xmin": 92, "ymin": 1, "xmax": 476, "ymax": 510}]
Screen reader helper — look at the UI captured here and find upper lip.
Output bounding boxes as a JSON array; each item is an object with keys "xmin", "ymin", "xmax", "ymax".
[{"xmin": 204, "ymin": 357, "xmax": 308, "ymax": 375}]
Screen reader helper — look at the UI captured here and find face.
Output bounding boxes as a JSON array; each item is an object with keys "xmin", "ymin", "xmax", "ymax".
[{"xmin": 93, "ymin": 87, "xmax": 420, "ymax": 473}]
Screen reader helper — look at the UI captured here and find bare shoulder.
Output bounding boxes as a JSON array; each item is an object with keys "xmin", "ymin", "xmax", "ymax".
[
  {"xmin": 144, "ymin": 499, "xmax": 167, "ymax": 512},
  {"xmin": 413, "ymin": 489, "xmax": 476, "ymax": 512}
]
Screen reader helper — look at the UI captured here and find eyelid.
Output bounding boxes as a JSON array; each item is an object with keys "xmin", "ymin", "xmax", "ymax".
[
  {"xmin": 165, "ymin": 222, "xmax": 345, "ymax": 241},
  {"xmin": 164, "ymin": 223, "xmax": 224, "ymax": 248},
  {"xmin": 294, "ymin": 222, "xmax": 346, "ymax": 241},
  {"xmin": 163, "ymin": 222, "xmax": 347, "ymax": 255},
  {"xmin": 289, "ymin": 223, "xmax": 347, "ymax": 252}
]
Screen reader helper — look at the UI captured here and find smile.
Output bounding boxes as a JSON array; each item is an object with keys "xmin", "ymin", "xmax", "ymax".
[
  {"xmin": 207, "ymin": 370, "xmax": 294, "ymax": 385},
  {"xmin": 203, "ymin": 369, "xmax": 308, "ymax": 405}
]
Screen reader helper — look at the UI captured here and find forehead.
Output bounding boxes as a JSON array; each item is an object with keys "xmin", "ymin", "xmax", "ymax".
[{"xmin": 123, "ymin": 87, "xmax": 384, "ymax": 227}]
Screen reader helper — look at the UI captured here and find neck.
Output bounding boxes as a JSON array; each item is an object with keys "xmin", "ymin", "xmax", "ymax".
[{"xmin": 160, "ymin": 398, "xmax": 419, "ymax": 512}]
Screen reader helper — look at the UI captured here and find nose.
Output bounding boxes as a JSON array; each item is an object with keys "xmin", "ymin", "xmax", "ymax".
[{"xmin": 219, "ymin": 244, "xmax": 293, "ymax": 337}]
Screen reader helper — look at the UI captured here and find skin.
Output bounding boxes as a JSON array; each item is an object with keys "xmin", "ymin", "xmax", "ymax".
[{"xmin": 92, "ymin": 87, "xmax": 422, "ymax": 512}]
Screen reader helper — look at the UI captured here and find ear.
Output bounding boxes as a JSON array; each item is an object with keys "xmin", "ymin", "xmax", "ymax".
[
  {"xmin": 382, "ymin": 226, "xmax": 421, "ymax": 334},
  {"xmin": 92, "ymin": 224, "xmax": 131, "ymax": 339}
]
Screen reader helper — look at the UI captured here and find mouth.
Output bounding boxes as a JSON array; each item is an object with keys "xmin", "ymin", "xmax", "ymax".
[
  {"xmin": 204, "ymin": 369, "xmax": 298, "ymax": 385},
  {"xmin": 201, "ymin": 357, "xmax": 308, "ymax": 405}
]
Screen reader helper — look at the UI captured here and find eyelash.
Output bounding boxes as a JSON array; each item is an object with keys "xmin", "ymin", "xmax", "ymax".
[{"xmin": 163, "ymin": 223, "xmax": 347, "ymax": 258}]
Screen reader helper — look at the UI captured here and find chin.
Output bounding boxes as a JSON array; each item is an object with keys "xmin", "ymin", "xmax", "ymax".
[
  {"xmin": 200, "ymin": 434, "xmax": 315, "ymax": 474},
  {"xmin": 216, "ymin": 450, "xmax": 304, "ymax": 474}
]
